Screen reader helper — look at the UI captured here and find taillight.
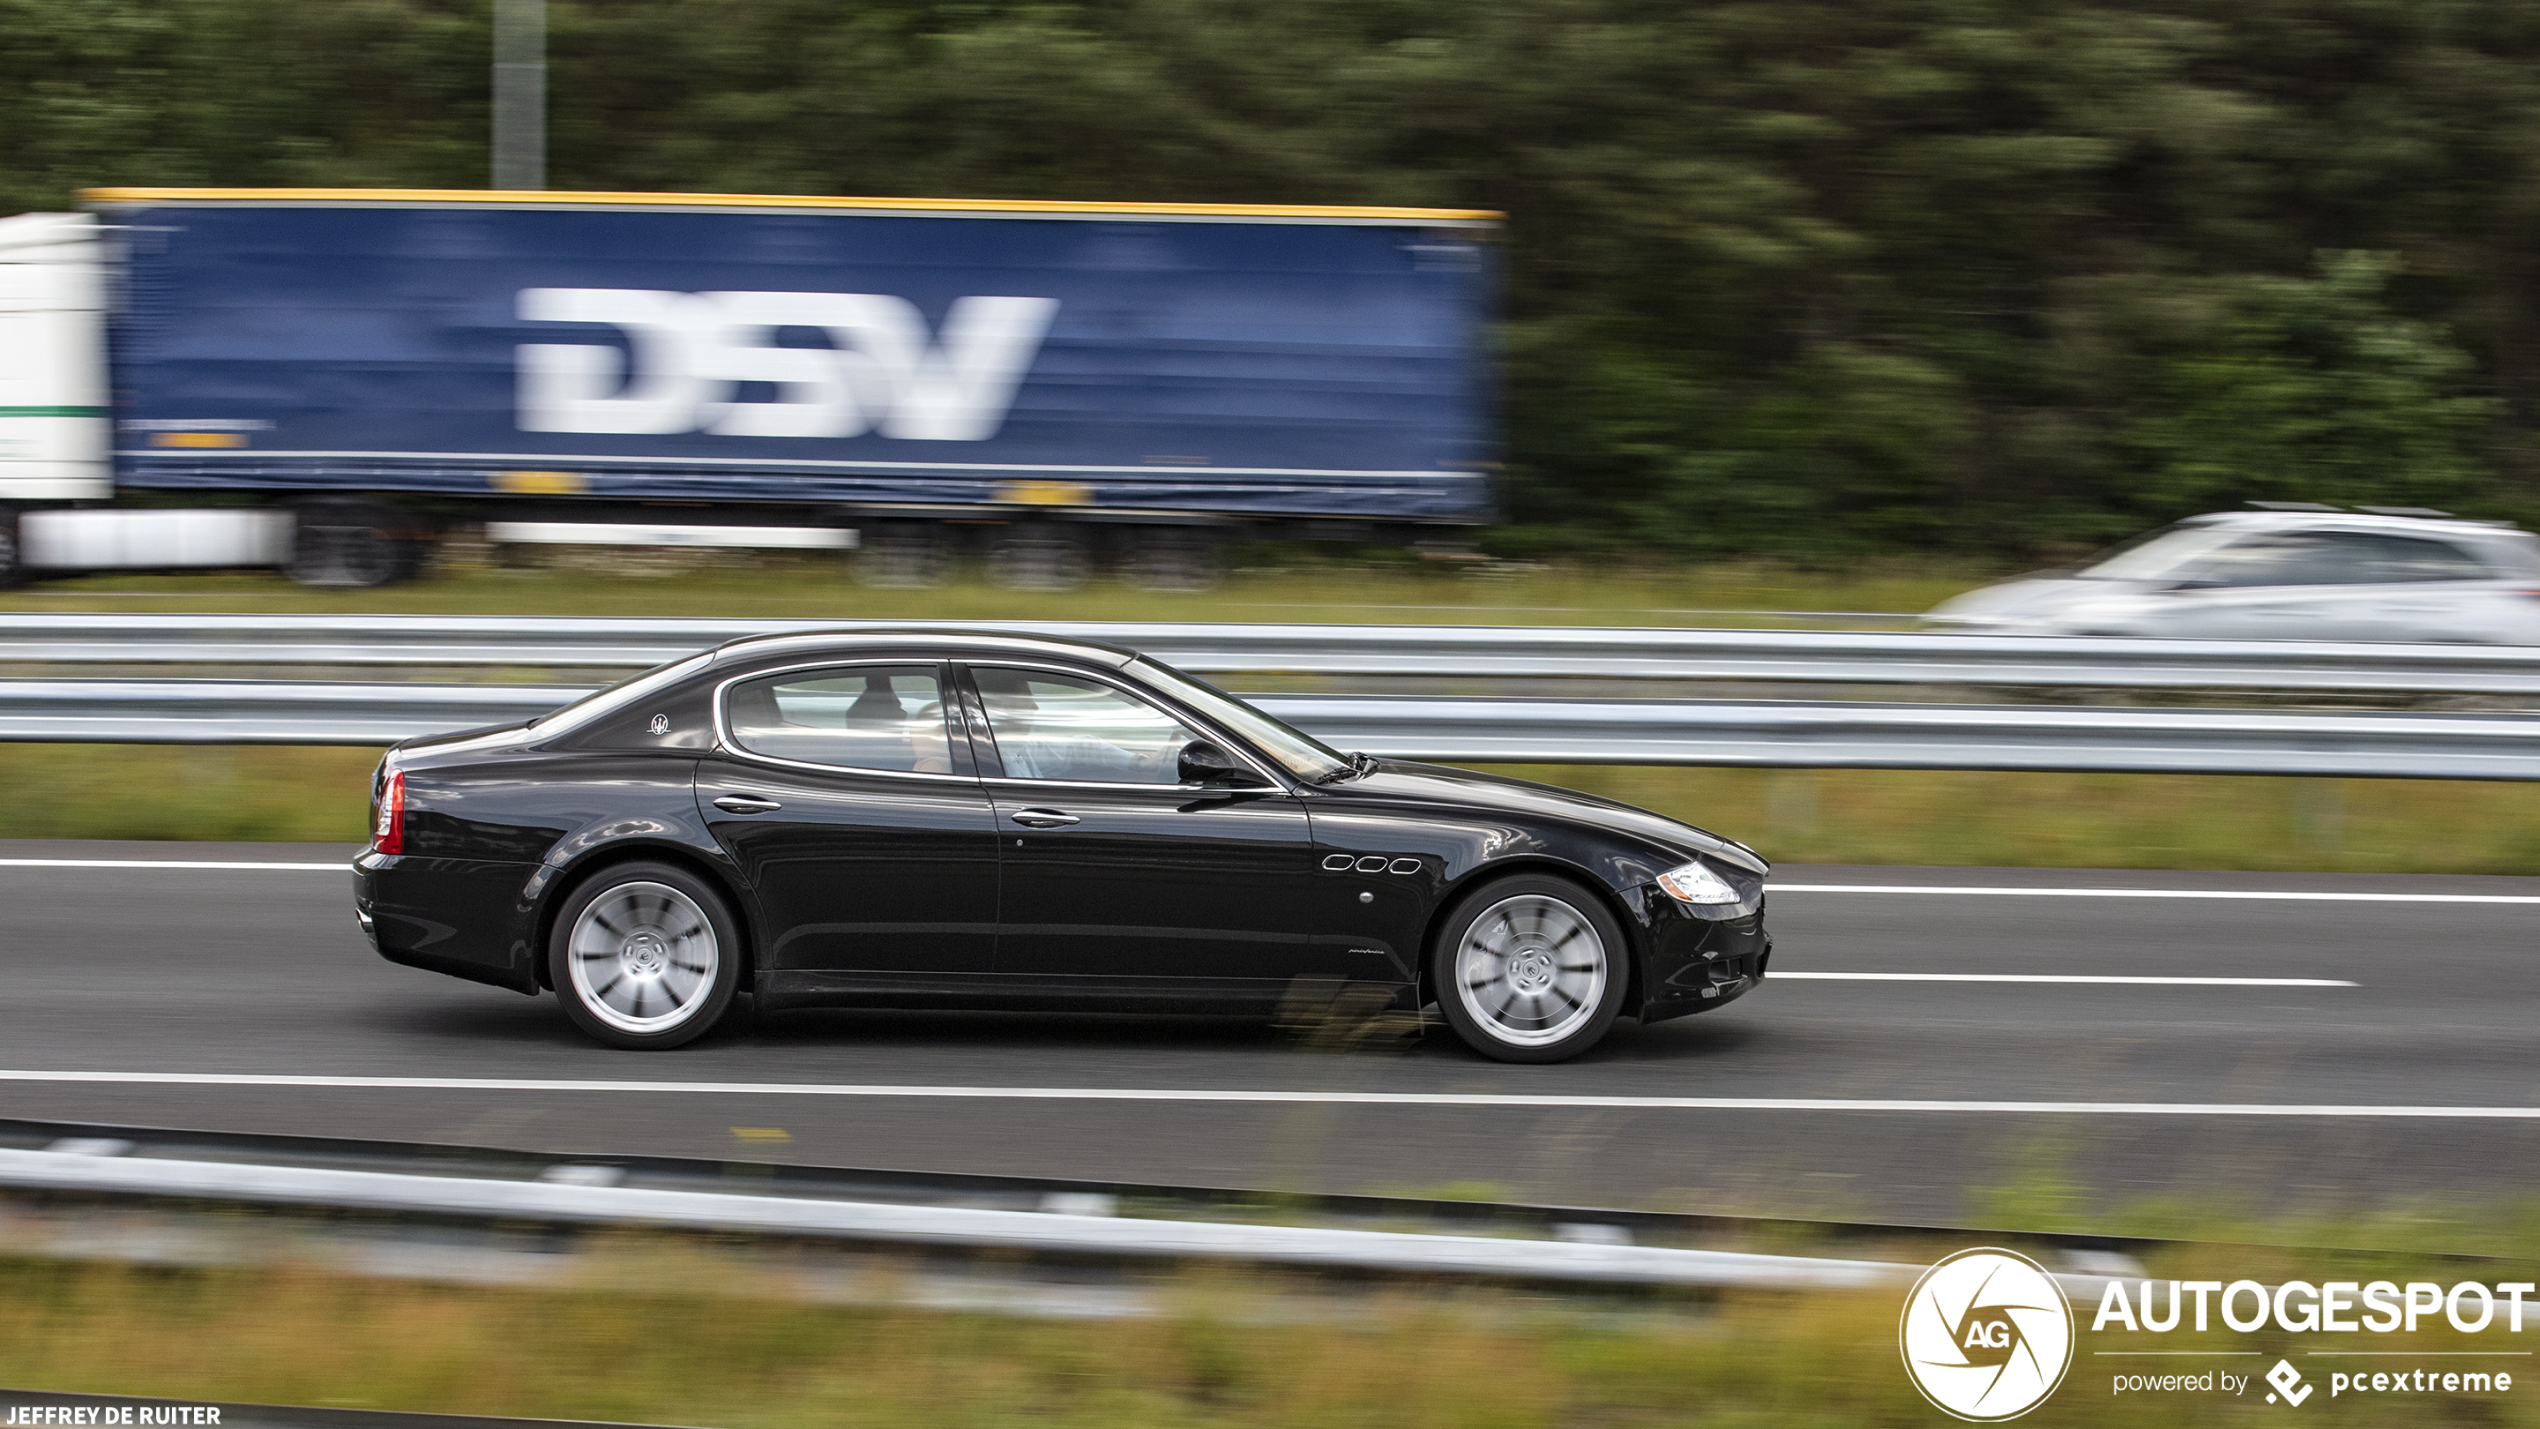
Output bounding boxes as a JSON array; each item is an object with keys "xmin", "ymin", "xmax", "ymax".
[{"xmin": 372, "ymin": 768, "xmax": 405, "ymax": 855}]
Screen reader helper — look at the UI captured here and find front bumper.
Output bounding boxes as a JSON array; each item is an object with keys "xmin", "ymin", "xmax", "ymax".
[{"xmin": 1635, "ymin": 893, "xmax": 1770, "ymax": 1024}]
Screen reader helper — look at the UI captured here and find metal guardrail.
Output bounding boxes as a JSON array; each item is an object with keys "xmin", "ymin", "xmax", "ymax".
[
  {"xmin": 11, "ymin": 613, "xmax": 2540, "ymax": 695},
  {"xmin": 0, "ymin": 679, "xmax": 587, "ymax": 745},
  {"xmin": 7, "ymin": 615, "xmax": 2540, "ymax": 774},
  {"xmin": 0, "ymin": 1145, "xmax": 1911, "ymax": 1291},
  {"xmin": 7, "ymin": 678, "xmax": 2540, "ymax": 778}
]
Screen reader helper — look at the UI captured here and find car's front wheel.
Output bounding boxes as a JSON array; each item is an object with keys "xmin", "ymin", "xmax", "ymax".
[
  {"xmin": 549, "ymin": 862, "xmax": 741, "ymax": 1049},
  {"xmin": 1431, "ymin": 874, "xmax": 1628, "ymax": 1063}
]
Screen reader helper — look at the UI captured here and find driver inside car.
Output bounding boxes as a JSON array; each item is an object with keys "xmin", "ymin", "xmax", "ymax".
[{"xmin": 973, "ymin": 670, "xmax": 1175, "ymax": 782}]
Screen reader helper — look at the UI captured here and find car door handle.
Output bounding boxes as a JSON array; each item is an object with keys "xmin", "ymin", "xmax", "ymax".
[
  {"xmin": 1010, "ymin": 808, "xmax": 1080, "ymax": 829},
  {"xmin": 713, "ymin": 795, "xmax": 784, "ymax": 815}
]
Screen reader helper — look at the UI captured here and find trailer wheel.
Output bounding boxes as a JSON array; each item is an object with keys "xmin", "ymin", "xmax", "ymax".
[
  {"xmin": 0, "ymin": 508, "xmax": 22, "ymax": 590},
  {"xmin": 987, "ymin": 525, "xmax": 1090, "ymax": 591},
  {"xmin": 854, "ymin": 523, "xmax": 955, "ymax": 589},
  {"xmin": 1122, "ymin": 528, "xmax": 1222, "ymax": 593},
  {"xmin": 285, "ymin": 502, "xmax": 410, "ymax": 588}
]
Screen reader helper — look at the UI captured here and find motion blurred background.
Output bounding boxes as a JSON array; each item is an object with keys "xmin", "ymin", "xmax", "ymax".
[{"xmin": 6, "ymin": 0, "xmax": 2536, "ymax": 564}]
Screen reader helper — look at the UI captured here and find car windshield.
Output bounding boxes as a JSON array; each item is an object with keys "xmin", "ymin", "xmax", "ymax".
[
  {"xmin": 2074, "ymin": 524, "xmax": 2241, "ymax": 580},
  {"xmin": 528, "ymin": 651, "xmax": 715, "ymax": 730},
  {"xmin": 1131, "ymin": 656, "xmax": 1352, "ymax": 781}
]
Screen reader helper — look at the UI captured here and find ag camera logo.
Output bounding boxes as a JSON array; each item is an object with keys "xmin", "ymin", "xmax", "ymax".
[{"xmin": 1901, "ymin": 1248, "xmax": 2075, "ymax": 1421}]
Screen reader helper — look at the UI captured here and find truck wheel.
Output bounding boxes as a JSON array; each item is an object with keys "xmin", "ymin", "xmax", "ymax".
[
  {"xmin": 1122, "ymin": 528, "xmax": 1222, "ymax": 592},
  {"xmin": 286, "ymin": 502, "xmax": 407, "ymax": 588},
  {"xmin": 987, "ymin": 525, "xmax": 1089, "ymax": 591},
  {"xmin": 855, "ymin": 523, "xmax": 954, "ymax": 588},
  {"xmin": 0, "ymin": 508, "xmax": 22, "ymax": 590}
]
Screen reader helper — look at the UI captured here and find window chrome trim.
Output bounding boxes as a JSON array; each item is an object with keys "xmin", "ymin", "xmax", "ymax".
[
  {"xmin": 959, "ymin": 659, "xmax": 1297, "ymax": 794},
  {"xmin": 710, "ymin": 658, "xmax": 980, "ymax": 783}
]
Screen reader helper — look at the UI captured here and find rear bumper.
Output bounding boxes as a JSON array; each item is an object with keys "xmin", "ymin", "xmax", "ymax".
[{"xmin": 353, "ymin": 850, "xmax": 542, "ymax": 995}]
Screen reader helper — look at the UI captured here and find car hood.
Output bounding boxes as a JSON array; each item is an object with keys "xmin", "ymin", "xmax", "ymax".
[{"xmin": 1332, "ymin": 761, "xmax": 1768, "ymax": 875}]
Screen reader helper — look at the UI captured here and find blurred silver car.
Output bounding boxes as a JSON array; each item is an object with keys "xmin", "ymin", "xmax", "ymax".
[{"xmin": 1926, "ymin": 507, "xmax": 2540, "ymax": 643}]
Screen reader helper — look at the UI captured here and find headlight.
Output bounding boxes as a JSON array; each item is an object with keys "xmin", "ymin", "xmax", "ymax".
[{"xmin": 1655, "ymin": 859, "xmax": 1741, "ymax": 906}]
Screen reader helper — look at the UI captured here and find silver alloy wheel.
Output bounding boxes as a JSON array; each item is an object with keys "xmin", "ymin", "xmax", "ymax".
[
  {"xmin": 1453, "ymin": 893, "xmax": 1609, "ymax": 1049},
  {"xmin": 565, "ymin": 881, "xmax": 722, "ymax": 1035}
]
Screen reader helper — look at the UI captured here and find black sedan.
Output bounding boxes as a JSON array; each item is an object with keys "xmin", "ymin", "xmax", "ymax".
[{"xmin": 352, "ymin": 630, "xmax": 1770, "ymax": 1062}]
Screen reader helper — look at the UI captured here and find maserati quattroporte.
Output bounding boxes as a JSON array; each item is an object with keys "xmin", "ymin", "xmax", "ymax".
[{"xmin": 352, "ymin": 630, "xmax": 1770, "ymax": 1062}]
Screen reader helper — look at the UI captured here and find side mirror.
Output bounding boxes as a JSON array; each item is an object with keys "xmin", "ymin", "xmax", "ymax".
[{"xmin": 1178, "ymin": 740, "xmax": 1270, "ymax": 787}]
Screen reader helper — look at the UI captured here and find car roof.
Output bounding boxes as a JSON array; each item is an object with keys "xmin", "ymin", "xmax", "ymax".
[
  {"xmin": 2182, "ymin": 509, "xmax": 2532, "ymax": 544},
  {"xmin": 707, "ymin": 627, "xmax": 1142, "ymax": 669}
]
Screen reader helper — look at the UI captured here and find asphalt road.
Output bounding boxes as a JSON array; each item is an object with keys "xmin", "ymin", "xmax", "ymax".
[{"xmin": 1, "ymin": 839, "xmax": 2532, "ymax": 1227}]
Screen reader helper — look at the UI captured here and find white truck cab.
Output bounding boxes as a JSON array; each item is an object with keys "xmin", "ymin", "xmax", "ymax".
[{"xmin": 0, "ymin": 212, "xmax": 110, "ymax": 501}]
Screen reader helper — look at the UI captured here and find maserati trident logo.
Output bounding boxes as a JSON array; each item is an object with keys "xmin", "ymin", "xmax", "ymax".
[{"xmin": 1900, "ymin": 1248, "xmax": 2075, "ymax": 1421}]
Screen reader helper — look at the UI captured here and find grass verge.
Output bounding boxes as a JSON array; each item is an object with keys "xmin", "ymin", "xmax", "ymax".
[
  {"xmin": 0, "ymin": 553, "xmax": 1992, "ymax": 624},
  {"xmin": 5, "ymin": 743, "xmax": 2537, "ymax": 874},
  {"xmin": 0, "ymin": 1236, "xmax": 2532, "ymax": 1428}
]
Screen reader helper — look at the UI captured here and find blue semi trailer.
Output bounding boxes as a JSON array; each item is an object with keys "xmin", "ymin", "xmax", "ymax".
[{"xmin": 0, "ymin": 188, "xmax": 1499, "ymax": 588}]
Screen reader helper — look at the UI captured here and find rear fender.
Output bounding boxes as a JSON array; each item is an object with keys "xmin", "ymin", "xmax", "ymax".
[{"xmin": 523, "ymin": 835, "xmax": 755, "ymax": 992}]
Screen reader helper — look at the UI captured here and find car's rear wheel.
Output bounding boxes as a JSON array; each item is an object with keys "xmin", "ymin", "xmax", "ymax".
[
  {"xmin": 1431, "ymin": 874, "xmax": 1628, "ymax": 1063},
  {"xmin": 549, "ymin": 862, "xmax": 741, "ymax": 1049}
]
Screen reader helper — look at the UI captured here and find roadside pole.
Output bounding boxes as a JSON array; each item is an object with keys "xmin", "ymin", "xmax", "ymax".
[{"xmin": 492, "ymin": 0, "xmax": 546, "ymax": 190}]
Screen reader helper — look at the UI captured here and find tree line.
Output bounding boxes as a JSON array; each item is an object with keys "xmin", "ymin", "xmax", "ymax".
[{"xmin": 7, "ymin": 0, "xmax": 2538, "ymax": 560}]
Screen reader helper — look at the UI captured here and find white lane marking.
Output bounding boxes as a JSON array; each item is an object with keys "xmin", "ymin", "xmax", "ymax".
[
  {"xmin": 1770, "ymin": 884, "xmax": 2540, "ymax": 903},
  {"xmin": 1771, "ymin": 972, "xmax": 2357, "ymax": 986},
  {"xmin": 0, "ymin": 1070, "xmax": 2525, "ymax": 1117},
  {"xmin": 0, "ymin": 859, "xmax": 346, "ymax": 871}
]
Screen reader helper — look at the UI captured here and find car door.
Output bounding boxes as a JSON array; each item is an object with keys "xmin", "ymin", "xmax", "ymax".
[
  {"xmin": 696, "ymin": 661, "xmax": 1001, "ymax": 983},
  {"xmin": 2339, "ymin": 533, "xmax": 2505, "ymax": 641},
  {"xmin": 2155, "ymin": 532, "xmax": 2499, "ymax": 642},
  {"xmin": 958, "ymin": 661, "xmax": 1327, "ymax": 992},
  {"xmin": 2143, "ymin": 533, "xmax": 2386, "ymax": 640}
]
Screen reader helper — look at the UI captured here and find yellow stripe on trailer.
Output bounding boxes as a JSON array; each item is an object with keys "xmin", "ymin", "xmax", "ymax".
[{"xmin": 81, "ymin": 187, "xmax": 1502, "ymax": 227}]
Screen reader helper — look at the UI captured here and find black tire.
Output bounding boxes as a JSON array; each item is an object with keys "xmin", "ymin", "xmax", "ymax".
[
  {"xmin": 855, "ymin": 522, "xmax": 956, "ymax": 588},
  {"xmin": 1430, "ymin": 873, "xmax": 1630, "ymax": 1064},
  {"xmin": 547, "ymin": 861, "xmax": 743, "ymax": 1050},
  {"xmin": 285, "ymin": 501, "xmax": 412, "ymax": 588},
  {"xmin": 986, "ymin": 525, "xmax": 1091, "ymax": 591},
  {"xmin": 1121, "ymin": 527, "xmax": 1223, "ymax": 593},
  {"xmin": 0, "ymin": 507, "xmax": 23, "ymax": 590}
]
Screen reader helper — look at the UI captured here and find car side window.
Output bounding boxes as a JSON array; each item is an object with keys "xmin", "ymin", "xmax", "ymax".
[
  {"xmin": 972, "ymin": 668, "xmax": 1202, "ymax": 784},
  {"xmin": 2181, "ymin": 532, "xmax": 2491, "ymax": 588},
  {"xmin": 725, "ymin": 666, "xmax": 955, "ymax": 774},
  {"xmin": 2178, "ymin": 535, "xmax": 2352, "ymax": 587},
  {"xmin": 2346, "ymin": 535, "xmax": 2492, "ymax": 582}
]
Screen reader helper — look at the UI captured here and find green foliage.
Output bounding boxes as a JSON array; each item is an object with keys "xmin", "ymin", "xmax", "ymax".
[
  {"xmin": 2127, "ymin": 251, "xmax": 2498, "ymax": 517},
  {"xmin": 4, "ymin": 0, "xmax": 2539, "ymax": 557}
]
